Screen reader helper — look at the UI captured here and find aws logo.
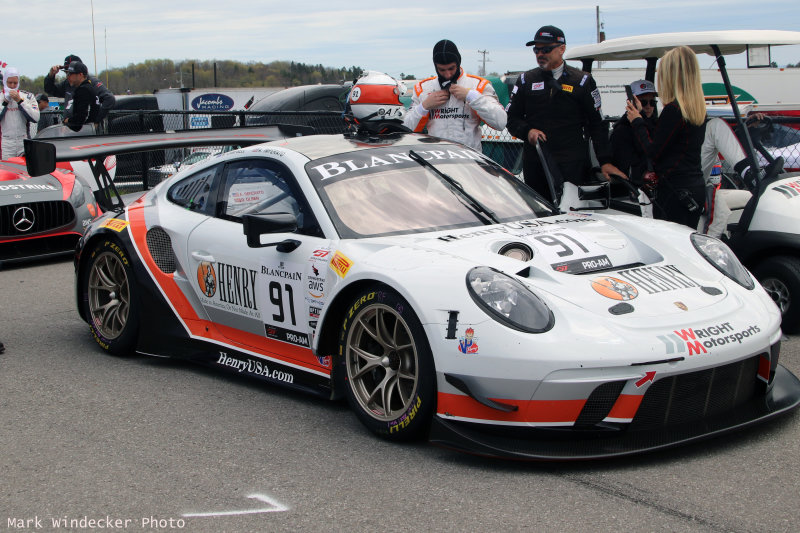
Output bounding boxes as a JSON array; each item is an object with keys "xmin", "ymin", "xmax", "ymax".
[{"xmin": 197, "ymin": 261, "xmax": 217, "ymax": 297}]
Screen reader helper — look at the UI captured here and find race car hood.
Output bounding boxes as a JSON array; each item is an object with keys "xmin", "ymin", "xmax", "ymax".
[
  {"xmin": 0, "ymin": 168, "xmax": 68, "ymax": 204},
  {"xmin": 356, "ymin": 212, "xmax": 743, "ymax": 320}
]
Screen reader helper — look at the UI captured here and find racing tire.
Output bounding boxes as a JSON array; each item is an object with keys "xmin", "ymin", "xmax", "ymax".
[
  {"xmin": 82, "ymin": 239, "xmax": 140, "ymax": 355},
  {"xmin": 754, "ymin": 256, "xmax": 800, "ymax": 334},
  {"xmin": 339, "ymin": 286, "xmax": 436, "ymax": 441}
]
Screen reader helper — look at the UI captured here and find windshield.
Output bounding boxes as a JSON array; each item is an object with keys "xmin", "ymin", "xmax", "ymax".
[{"xmin": 306, "ymin": 145, "xmax": 552, "ymax": 238}]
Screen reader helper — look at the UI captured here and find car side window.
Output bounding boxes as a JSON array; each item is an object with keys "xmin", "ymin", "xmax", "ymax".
[
  {"xmin": 166, "ymin": 164, "xmax": 220, "ymax": 215},
  {"xmin": 217, "ymin": 158, "xmax": 321, "ymax": 236}
]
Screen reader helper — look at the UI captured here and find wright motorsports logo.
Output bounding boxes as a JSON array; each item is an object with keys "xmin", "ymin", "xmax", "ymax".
[{"xmin": 658, "ymin": 322, "xmax": 761, "ymax": 355}]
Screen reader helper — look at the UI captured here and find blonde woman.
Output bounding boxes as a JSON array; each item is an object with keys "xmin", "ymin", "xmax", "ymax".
[{"xmin": 626, "ymin": 45, "xmax": 707, "ymax": 227}]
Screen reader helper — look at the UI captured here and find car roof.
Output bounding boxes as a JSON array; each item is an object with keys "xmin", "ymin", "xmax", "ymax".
[
  {"xmin": 268, "ymin": 132, "xmax": 462, "ymax": 161},
  {"xmin": 565, "ymin": 30, "xmax": 800, "ymax": 62},
  {"xmin": 249, "ymin": 84, "xmax": 347, "ymax": 112}
]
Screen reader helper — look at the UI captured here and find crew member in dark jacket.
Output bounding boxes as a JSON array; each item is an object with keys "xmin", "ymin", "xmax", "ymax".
[
  {"xmin": 611, "ymin": 79, "xmax": 658, "ymax": 188},
  {"xmin": 626, "ymin": 46, "xmax": 707, "ymax": 228},
  {"xmin": 44, "ymin": 54, "xmax": 115, "ymax": 122},
  {"xmin": 63, "ymin": 62, "xmax": 101, "ymax": 132},
  {"xmin": 506, "ymin": 25, "xmax": 625, "ymax": 200}
]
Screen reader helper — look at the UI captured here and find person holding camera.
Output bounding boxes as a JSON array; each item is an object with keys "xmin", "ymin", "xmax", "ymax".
[
  {"xmin": 62, "ymin": 62, "xmax": 101, "ymax": 132},
  {"xmin": 626, "ymin": 46, "xmax": 707, "ymax": 228},
  {"xmin": 403, "ymin": 39, "xmax": 506, "ymax": 152},
  {"xmin": 611, "ymin": 79, "xmax": 659, "ymax": 190},
  {"xmin": 1, "ymin": 67, "xmax": 40, "ymax": 159},
  {"xmin": 44, "ymin": 54, "xmax": 115, "ymax": 124}
]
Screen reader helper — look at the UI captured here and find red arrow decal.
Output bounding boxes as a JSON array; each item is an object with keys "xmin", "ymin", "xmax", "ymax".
[{"xmin": 635, "ymin": 371, "xmax": 656, "ymax": 388}]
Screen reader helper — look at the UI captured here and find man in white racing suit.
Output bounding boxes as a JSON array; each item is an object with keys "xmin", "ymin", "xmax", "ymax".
[
  {"xmin": 1, "ymin": 67, "xmax": 40, "ymax": 160},
  {"xmin": 403, "ymin": 39, "xmax": 506, "ymax": 152}
]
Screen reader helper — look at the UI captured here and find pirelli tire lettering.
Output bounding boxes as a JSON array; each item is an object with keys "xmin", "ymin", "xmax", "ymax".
[
  {"xmin": 82, "ymin": 238, "xmax": 139, "ymax": 356},
  {"xmin": 339, "ymin": 286, "xmax": 436, "ymax": 441}
]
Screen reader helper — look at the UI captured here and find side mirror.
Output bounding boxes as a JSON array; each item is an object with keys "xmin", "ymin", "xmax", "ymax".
[{"xmin": 243, "ymin": 213, "xmax": 300, "ymax": 251}]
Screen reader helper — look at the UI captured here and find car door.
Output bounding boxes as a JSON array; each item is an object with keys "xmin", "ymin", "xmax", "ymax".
[{"xmin": 185, "ymin": 157, "xmax": 332, "ymax": 367}]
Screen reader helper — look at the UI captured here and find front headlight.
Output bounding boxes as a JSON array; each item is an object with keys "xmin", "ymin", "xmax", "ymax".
[
  {"xmin": 466, "ymin": 266, "xmax": 554, "ymax": 333},
  {"xmin": 691, "ymin": 233, "xmax": 754, "ymax": 290},
  {"xmin": 68, "ymin": 178, "xmax": 85, "ymax": 205}
]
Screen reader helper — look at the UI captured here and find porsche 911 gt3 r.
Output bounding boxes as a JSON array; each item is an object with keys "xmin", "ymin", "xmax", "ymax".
[
  {"xmin": 27, "ymin": 129, "xmax": 800, "ymax": 459},
  {"xmin": 0, "ymin": 159, "xmax": 100, "ymax": 265}
]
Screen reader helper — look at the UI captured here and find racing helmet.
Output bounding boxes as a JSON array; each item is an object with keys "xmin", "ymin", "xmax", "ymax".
[{"xmin": 345, "ymin": 70, "xmax": 407, "ymax": 126}]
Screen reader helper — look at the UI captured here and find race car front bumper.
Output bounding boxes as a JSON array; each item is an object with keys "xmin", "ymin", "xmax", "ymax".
[{"xmin": 429, "ymin": 364, "xmax": 800, "ymax": 460}]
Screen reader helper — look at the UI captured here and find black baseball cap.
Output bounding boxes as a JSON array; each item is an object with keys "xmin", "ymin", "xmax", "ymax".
[
  {"xmin": 35, "ymin": 93, "xmax": 49, "ymax": 103},
  {"xmin": 63, "ymin": 54, "xmax": 82, "ymax": 67},
  {"xmin": 526, "ymin": 25, "xmax": 566, "ymax": 46},
  {"xmin": 67, "ymin": 61, "xmax": 88, "ymax": 75}
]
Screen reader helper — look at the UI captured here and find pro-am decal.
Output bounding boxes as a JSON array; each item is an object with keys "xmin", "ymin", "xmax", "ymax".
[
  {"xmin": 657, "ymin": 322, "xmax": 761, "ymax": 356},
  {"xmin": 525, "ymin": 227, "xmax": 610, "ymax": 272},
  {"xmin": 197, "ymin": 261, "xmax": 260, "ymax": 318},
  {"xmin": 258, "ymin": 258, "xmax": 309, "ymax": 348}
]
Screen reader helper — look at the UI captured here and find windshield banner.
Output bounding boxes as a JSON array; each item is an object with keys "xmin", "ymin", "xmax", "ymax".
[{"xmin": 306, "ymin": 146, "xmax": 488, "ymax": 185}]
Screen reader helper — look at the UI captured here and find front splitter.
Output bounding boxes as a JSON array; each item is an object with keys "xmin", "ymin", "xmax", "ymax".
[{"xmin": 429, "ymin": 364, "xmax": 800, "ymax": 461}]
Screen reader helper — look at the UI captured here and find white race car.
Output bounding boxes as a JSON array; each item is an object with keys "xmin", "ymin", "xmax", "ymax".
[{"xmin": 25, "ymin": 127, "xmax": 800, "ymax": 459}]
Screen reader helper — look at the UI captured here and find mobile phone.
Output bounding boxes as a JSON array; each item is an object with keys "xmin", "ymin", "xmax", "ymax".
[{"xmin": 625, "ymin": 85, "xmax": 635, "ymax": 102}]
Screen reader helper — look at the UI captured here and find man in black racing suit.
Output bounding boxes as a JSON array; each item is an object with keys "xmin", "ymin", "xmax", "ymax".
[
  {"xmin": 62, "ymin": 62, "xmax": 101, "ymax": 132},
  {"xmin": 506, "ymin": 25, "xmax": 625, "ymax": 200},
  {"xmin": 44, "ymin": 54, "xmax": 115, "ymax": 123}
]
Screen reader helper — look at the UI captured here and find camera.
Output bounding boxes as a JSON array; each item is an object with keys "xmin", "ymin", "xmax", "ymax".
[{"xmin": 676, "ymin": 189, "xmax": 700, "ymax": 213}]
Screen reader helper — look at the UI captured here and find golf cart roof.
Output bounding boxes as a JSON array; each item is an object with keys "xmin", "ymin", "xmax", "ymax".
[{"xmin": 565, "ymin": 30, "xmax": 800, "ymax": 62}]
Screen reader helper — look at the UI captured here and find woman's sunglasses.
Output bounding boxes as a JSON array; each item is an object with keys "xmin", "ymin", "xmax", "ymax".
[{"xmin": 639, "ymin": 98, "xmax": 657, "ymax": 107}]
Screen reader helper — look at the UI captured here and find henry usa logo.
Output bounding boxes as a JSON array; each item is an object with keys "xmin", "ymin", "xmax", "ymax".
[
  {"xmin": 197, "ymin": 262, "xmax": 217, "ymax": 297},
  {"xmin": 191, "ymin": 93, "xmax": 234, "ymax": 111}
]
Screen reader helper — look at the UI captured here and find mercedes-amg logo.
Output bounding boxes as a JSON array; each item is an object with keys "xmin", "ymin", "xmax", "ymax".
[{"xmin": 12, "ymin": 206, "xmax": 35, "ymax": 232}]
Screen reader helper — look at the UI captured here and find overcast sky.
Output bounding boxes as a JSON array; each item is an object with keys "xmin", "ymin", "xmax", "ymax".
[{"xmin": 4, "ymin": 0, "xmax": 800, "ymax": 85}]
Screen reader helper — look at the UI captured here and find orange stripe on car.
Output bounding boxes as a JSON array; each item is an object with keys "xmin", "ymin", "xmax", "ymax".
[
  {"xmin": 437, "ymin": 392, "xmax": 586, "ymax": 423},
  {"xmin": 605, "ymin": 394, "xmax": 644, "ymax": 421},
  {"xmin": 126, "ymin": 205, "xmax": 328, "ymax": 374}
]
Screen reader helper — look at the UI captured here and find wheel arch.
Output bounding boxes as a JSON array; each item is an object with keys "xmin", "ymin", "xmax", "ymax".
[{"xmin": 315, "ymin": 279, "xmax": 416, "ymax": 399}]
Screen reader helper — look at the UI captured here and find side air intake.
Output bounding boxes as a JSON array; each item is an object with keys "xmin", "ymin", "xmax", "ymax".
[{"xmin": 146, "ymin": 227, "xmax": 176, "ymax": 274}]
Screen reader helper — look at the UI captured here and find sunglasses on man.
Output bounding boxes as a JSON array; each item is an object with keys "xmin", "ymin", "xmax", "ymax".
[{"xmin": 533, "ymin": 45, "xmax": 562, "ymax": 55}]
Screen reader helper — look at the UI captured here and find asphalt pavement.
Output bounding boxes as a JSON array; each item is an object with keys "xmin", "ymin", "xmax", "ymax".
[{"xmin": 2, "ymin": 258, "xmax": 799, "ymax": 533}]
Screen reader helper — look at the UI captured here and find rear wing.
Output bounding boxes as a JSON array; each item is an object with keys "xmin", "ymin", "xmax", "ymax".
[{"xmin": 23, "ymin": 124, "xmax": 313, "ymax": 212}]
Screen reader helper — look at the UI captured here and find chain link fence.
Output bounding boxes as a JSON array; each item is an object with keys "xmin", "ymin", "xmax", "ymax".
[{"xmin": 33, "ymin": 110, "xmax": 800, "ymax": 192}]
